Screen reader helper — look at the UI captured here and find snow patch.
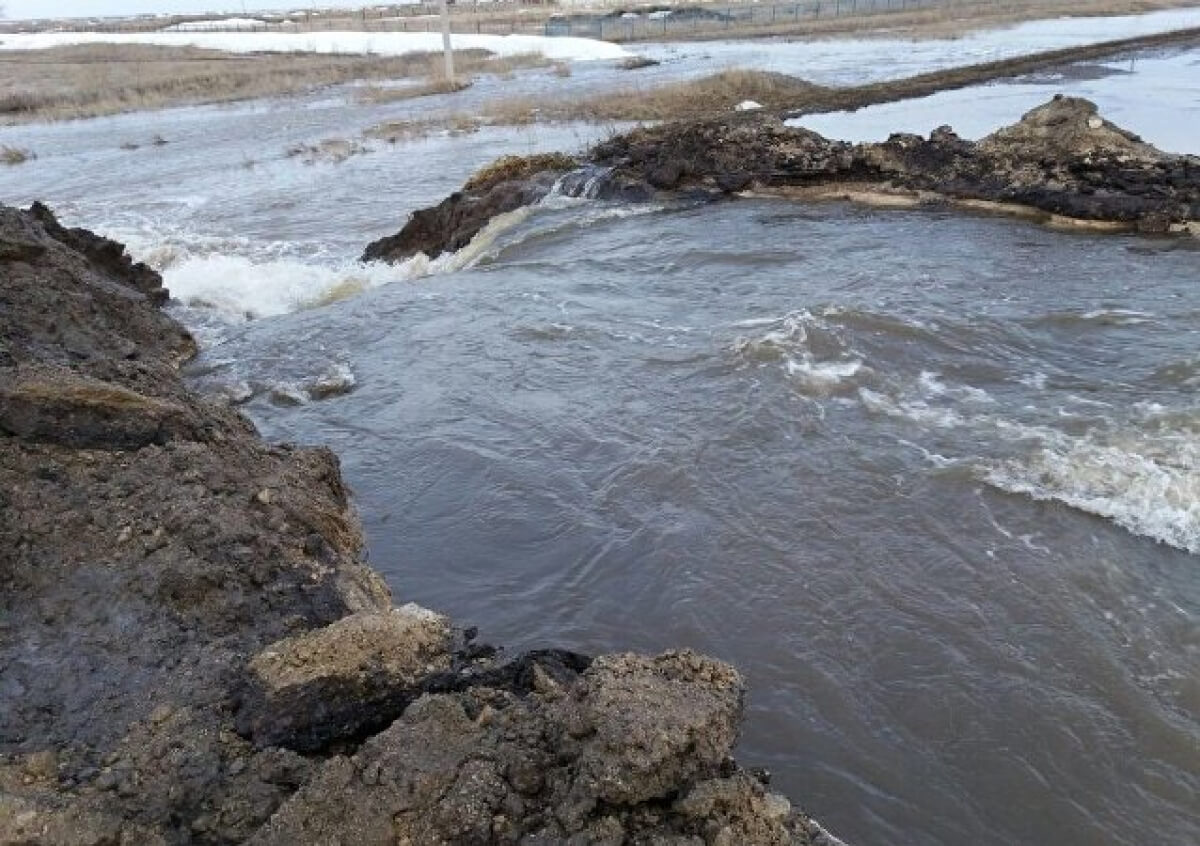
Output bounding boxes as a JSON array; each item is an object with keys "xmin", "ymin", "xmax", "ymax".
[
  {"xmin": 0, "ymin": 30, "xmax": 629, "ymax": 62},
  {"xmin": 163, "ymin": 18, "xmax": 267, "ymax": 32}
]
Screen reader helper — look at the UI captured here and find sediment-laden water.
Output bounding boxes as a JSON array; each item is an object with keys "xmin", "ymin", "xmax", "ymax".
[
  {"xmin": 1, "ymin": 26, "xmax": 1197, "ymax": 846},
  {"xmin": 181, "ymin": 199, "xmax": 1199, "ymax": 846}
]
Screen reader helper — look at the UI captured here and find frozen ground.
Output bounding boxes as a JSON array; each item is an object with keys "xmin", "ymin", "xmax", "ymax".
[
  {"xmin": 638, "ymin": 6, "xmax": 1200, "ymax": 84},
  {"xmin": 791, "ymin": 48, "xmax": 1200, "ymax": 154},
  {"xmin": 0, "ymin": 29, "xmax": 630, "ymax": 62},
  {"xmin": 4, "ymin": 7, "xmax": 1200, "ymax": 73},
  {"xmin": 0, "ymin": 12, "xmax": 1195, "ymax": 329},
  {"xmin": 163, "ymin": 17, "xmax": 271, "ymax": 32}
]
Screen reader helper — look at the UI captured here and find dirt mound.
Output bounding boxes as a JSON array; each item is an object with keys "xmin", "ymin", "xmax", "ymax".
[
  {"xmin": 1, "ymin": 202, "xmax": 831, "ymax": 844},
  {"xmin": 979, "ymin": 94, "xmax": 1164, "ymax": 162},
  {"xmin": 362, "ymin": 96, "xmax": 1200, "ymax": 264}
]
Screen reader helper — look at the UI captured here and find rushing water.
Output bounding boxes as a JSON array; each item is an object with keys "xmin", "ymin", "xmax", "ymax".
[
  {"xmin": 1, "ymin": 25, "xmax": 1198, "ymax": 846},
  {"xmin": 183, "ymin": 198, "xmax": 1200, "ymax": 846}
]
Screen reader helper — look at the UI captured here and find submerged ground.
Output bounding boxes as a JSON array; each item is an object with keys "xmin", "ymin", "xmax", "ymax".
[{"xmin": 1, "ymin": 9, "xmax": 1198, "ymax": 845}]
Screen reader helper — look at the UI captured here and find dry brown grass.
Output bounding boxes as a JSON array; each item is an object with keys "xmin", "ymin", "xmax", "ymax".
[
  {"xmin": 478, "ymin": 69, "xmax": 828, "ymax": 124},
  {"xmin": 355, "ymin": 20, "xmax": 1200, "ymax": 146},
  {"xmin": 580, "ymin": 69, "xmax": 827, "ymax": 121},
  {"xmin": 353, "ymin": 50, "xmax": 553, "ymax": 103},
  {"xmin": 472, "ymin": 23, "xmax": 1200, "ymax": 125},
  {"xmin": 355, "ymin": 79, "xmax": 471, "ymax": 104},
  {"xmin": 612, "ymin": 0, "xmax": 1200, "ymax": 42},
  {"xmin": 834, "ymin": 0, "xmax": 1200, "ymax": 40},
  {"xmin": 20, "ymin": 0, "xmax": 1189, "ymax": 42},
  {"xmin": 285, "ymin": 137, "xmax": 370, "ymax": 165},
  {"xmin": 0, "ymin": 44, "xmax": 546, "ymax": 123},
  {"xmin": 620, "ymin": 56, "xmax": 662, "ymax": 71},
  {"xmin": 1, "ymin": 145, "xmax": 35, "ymax": 165},
  {"xmin": 262, "ymin": 6, "xmax": 553, "ymax": 37},
  {"xmin": 477, "ymin": 51, "xmax": 556, "ymax": 76},
  {"xmin": 365, "ymin": 113, "xmax": 484, "ymax": 144},
  {"xmin": 464, "ymin": 152, "xmax": 580, "ymax": 192}
]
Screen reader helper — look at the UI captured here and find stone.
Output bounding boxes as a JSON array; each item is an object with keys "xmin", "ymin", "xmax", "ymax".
[
  {"xmin": 235, "ymin": 605, "xmax": 453, "ymax": 751},
  {"xmin": 0, "ymin": 369, "xmax": 202, "ymax": 449},
  {"xmin": 252, "ymin": 650, "xmax": 824, "ymax": 844}
]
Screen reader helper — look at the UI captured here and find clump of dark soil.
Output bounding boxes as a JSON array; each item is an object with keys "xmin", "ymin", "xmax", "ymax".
[{"xmin": 363, "ymin": 96, "xmax": 1200, "ymax": 265}]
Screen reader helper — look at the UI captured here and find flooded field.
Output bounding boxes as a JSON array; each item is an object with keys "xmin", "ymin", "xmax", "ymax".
[{"xmin": 1, "ymin": 16, "xmax": 1197, "ymax": 846}]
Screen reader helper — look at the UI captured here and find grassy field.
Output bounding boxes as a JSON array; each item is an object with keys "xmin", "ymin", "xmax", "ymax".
[
  {"xmin": 13, "ymin": 0, "xmax": 1198, "ymax": 41},
  {"xmin": 0, "ymin": 45, "xmax": 544, "ymax": 123},
  {"xmin": 483, "ymin": 69, "xmax": 829, "ymax": 124},
  {"xmin": 868, "ymin": 0, "xmax": 1200, "ymax": 39},
  {"xmin": 354, "ymin": 24, "xmax": 1200, "ymax": 135},
  {"xmin": 611, "ymin": 0, "xmax": 1200, "ymax": 42},
  {"xmin": 1, "ymin": 0, "xmax": 1196, "ymax": 124}
]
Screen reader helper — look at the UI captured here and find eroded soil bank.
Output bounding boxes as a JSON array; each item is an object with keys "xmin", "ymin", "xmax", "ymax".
[
  {"xmin": 0, "ymin": 205, "xmax": 837, "ymax": 843},
  {"xmin": 362, "ymin": 95, "xmax": 1200, "ymax": 264}
]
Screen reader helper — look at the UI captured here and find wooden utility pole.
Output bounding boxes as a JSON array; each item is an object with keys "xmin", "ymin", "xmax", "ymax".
[{"xmin": 439, "ymin": 0, "xmax": 455, "ymax": 84}]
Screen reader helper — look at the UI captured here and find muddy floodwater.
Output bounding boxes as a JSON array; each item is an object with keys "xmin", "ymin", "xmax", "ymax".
[
  {"xmin": 1, "ymin": 23, "xmax": 1197, "ymax": 846},
  {"xmin": 190, "ymin": 201, "xmax": 1200, "ymax": 846}
]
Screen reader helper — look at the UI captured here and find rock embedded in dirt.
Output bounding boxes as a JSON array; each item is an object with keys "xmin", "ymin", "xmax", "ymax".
[
  {"xmin": 1, "ymin": 201, "xmax": 833, "ymax": 843},
  {"xmin": 236, "ymin": 605, "xmax": 454, "ymax": 752},
  {"xmin": 362, "ymin": 96, "xmax": 1200, "ymax": 265},
  {"xmin": 0, "ymin": 367, "xmax": 207, "ymax": 449},
  {"xmin": 251, "ymin": 650, "xmax": 826, "ymax": 845}
]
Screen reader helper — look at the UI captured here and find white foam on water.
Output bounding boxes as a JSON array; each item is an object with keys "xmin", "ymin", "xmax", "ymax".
[
  {"xmin": 1020, "ymin": 372, "xmax": 1049, "ymax": 390},
  {"xmin": 858, "ymin": 387, "xmax": 970, "ymax": 430},
  {"xmin": 267, "ymin": 381, "xmax": 310, "ymax": 407},
  {"xmin": 308, "ymin": 362, "xmax": 357, "ymax": 398},
  {"xmin": 137, "ymin": 205, "xmax": 533, "ymax": 324},
  {"xmin": 539, "ymin": 194, "xmax": 666, "ymax": 224},
  {"xmin": 918, "ymin": 370, "xmax": 995, "ymax": 405},
  {"xmin": 259, "ymin": 361, "xmax": 358, "ymax": 406},
  {"xmin": 162, "ymin": 253, "xmax": 386, "ymax": 320},
  {"xmin": 111, "ymin": 187, "xmax": 667, "ymax": 333},
  {"xmin": 785, "ymin": 357, "xmax": 865, "ymax": 395},
  {"xmin": 983, "ymin": 420, "xmax": 1200, "ymax": 554},
  {"xmin": 1077, "ymin": 308, "xmax": 1156, "ymax": 325},
  {"xmin": 860, "ymin": 371, "xmax": 1200, "ymax": 553},
  {"xmin": 731, "ymin": 309, "xmax": 872, "ymax": 395},
  {"xmin": 730, "ymin": 310, "xmax": 816, "ymax": 360},
  {"xmin": 731, "ymin": 316, "xmax": 787, "ymax": 329},
  {"xmin": 918, "ymin": 370, "xmax": 948, "ymax": 397}
]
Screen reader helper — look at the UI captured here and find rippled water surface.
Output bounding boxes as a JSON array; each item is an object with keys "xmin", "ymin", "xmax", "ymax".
[
  {"xmin": 1, "ymin": 25, "xmax": 1198, "ymax": 846},
  {"xmin": 180, "ymin": 200, "xmax": 1199, "ymax": 846}
]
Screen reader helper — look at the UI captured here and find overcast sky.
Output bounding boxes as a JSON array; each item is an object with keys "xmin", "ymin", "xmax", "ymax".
[{"xmin": 3, "ymin": 1, "xmax": 379, "ymax": 19}]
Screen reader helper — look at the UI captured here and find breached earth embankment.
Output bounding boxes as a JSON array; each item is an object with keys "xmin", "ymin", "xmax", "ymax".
[
  {"xmin": 0, "ymin": 204, "xmax": 837, "ymax": 842},
  {"xmin": 362, "ymin": 95, "xmax": 1200, "ymax": 265}
]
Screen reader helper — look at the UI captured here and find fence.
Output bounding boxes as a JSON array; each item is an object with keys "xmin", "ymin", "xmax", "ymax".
[
  {"xmin": 548, "ymin": 0, "xmax": 971, "ymax": 40},
  {"xmin": 44, "ymin": 4, "xmax": 550, "ymax": 37},
  {"xmin": 41, "ymin": 0, "xmax": 1002, "ymax": 41}
]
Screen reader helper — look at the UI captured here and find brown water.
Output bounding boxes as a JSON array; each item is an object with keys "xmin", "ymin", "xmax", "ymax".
[
  {"xmin": 1, "ymin": 34, "xmax": 1197, "ymax": 846},
  {"xmin": 183, "ymin": 199, "xmax": 1200, "ymax": 846}
]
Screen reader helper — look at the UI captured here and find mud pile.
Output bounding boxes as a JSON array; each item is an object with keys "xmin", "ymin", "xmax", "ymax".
[
  {"xmin": 363, "ymin": 96, "xmax": 1200, "ymax": 264},
  {"xmin": 0, "ymin": 204, "xmax": 835, "ymax": 843}
]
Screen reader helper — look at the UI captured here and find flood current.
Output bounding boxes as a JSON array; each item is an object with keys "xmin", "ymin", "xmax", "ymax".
[{"xmin": 1, "ymin": 21, "xmax": 1197, "ymax": 846}]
